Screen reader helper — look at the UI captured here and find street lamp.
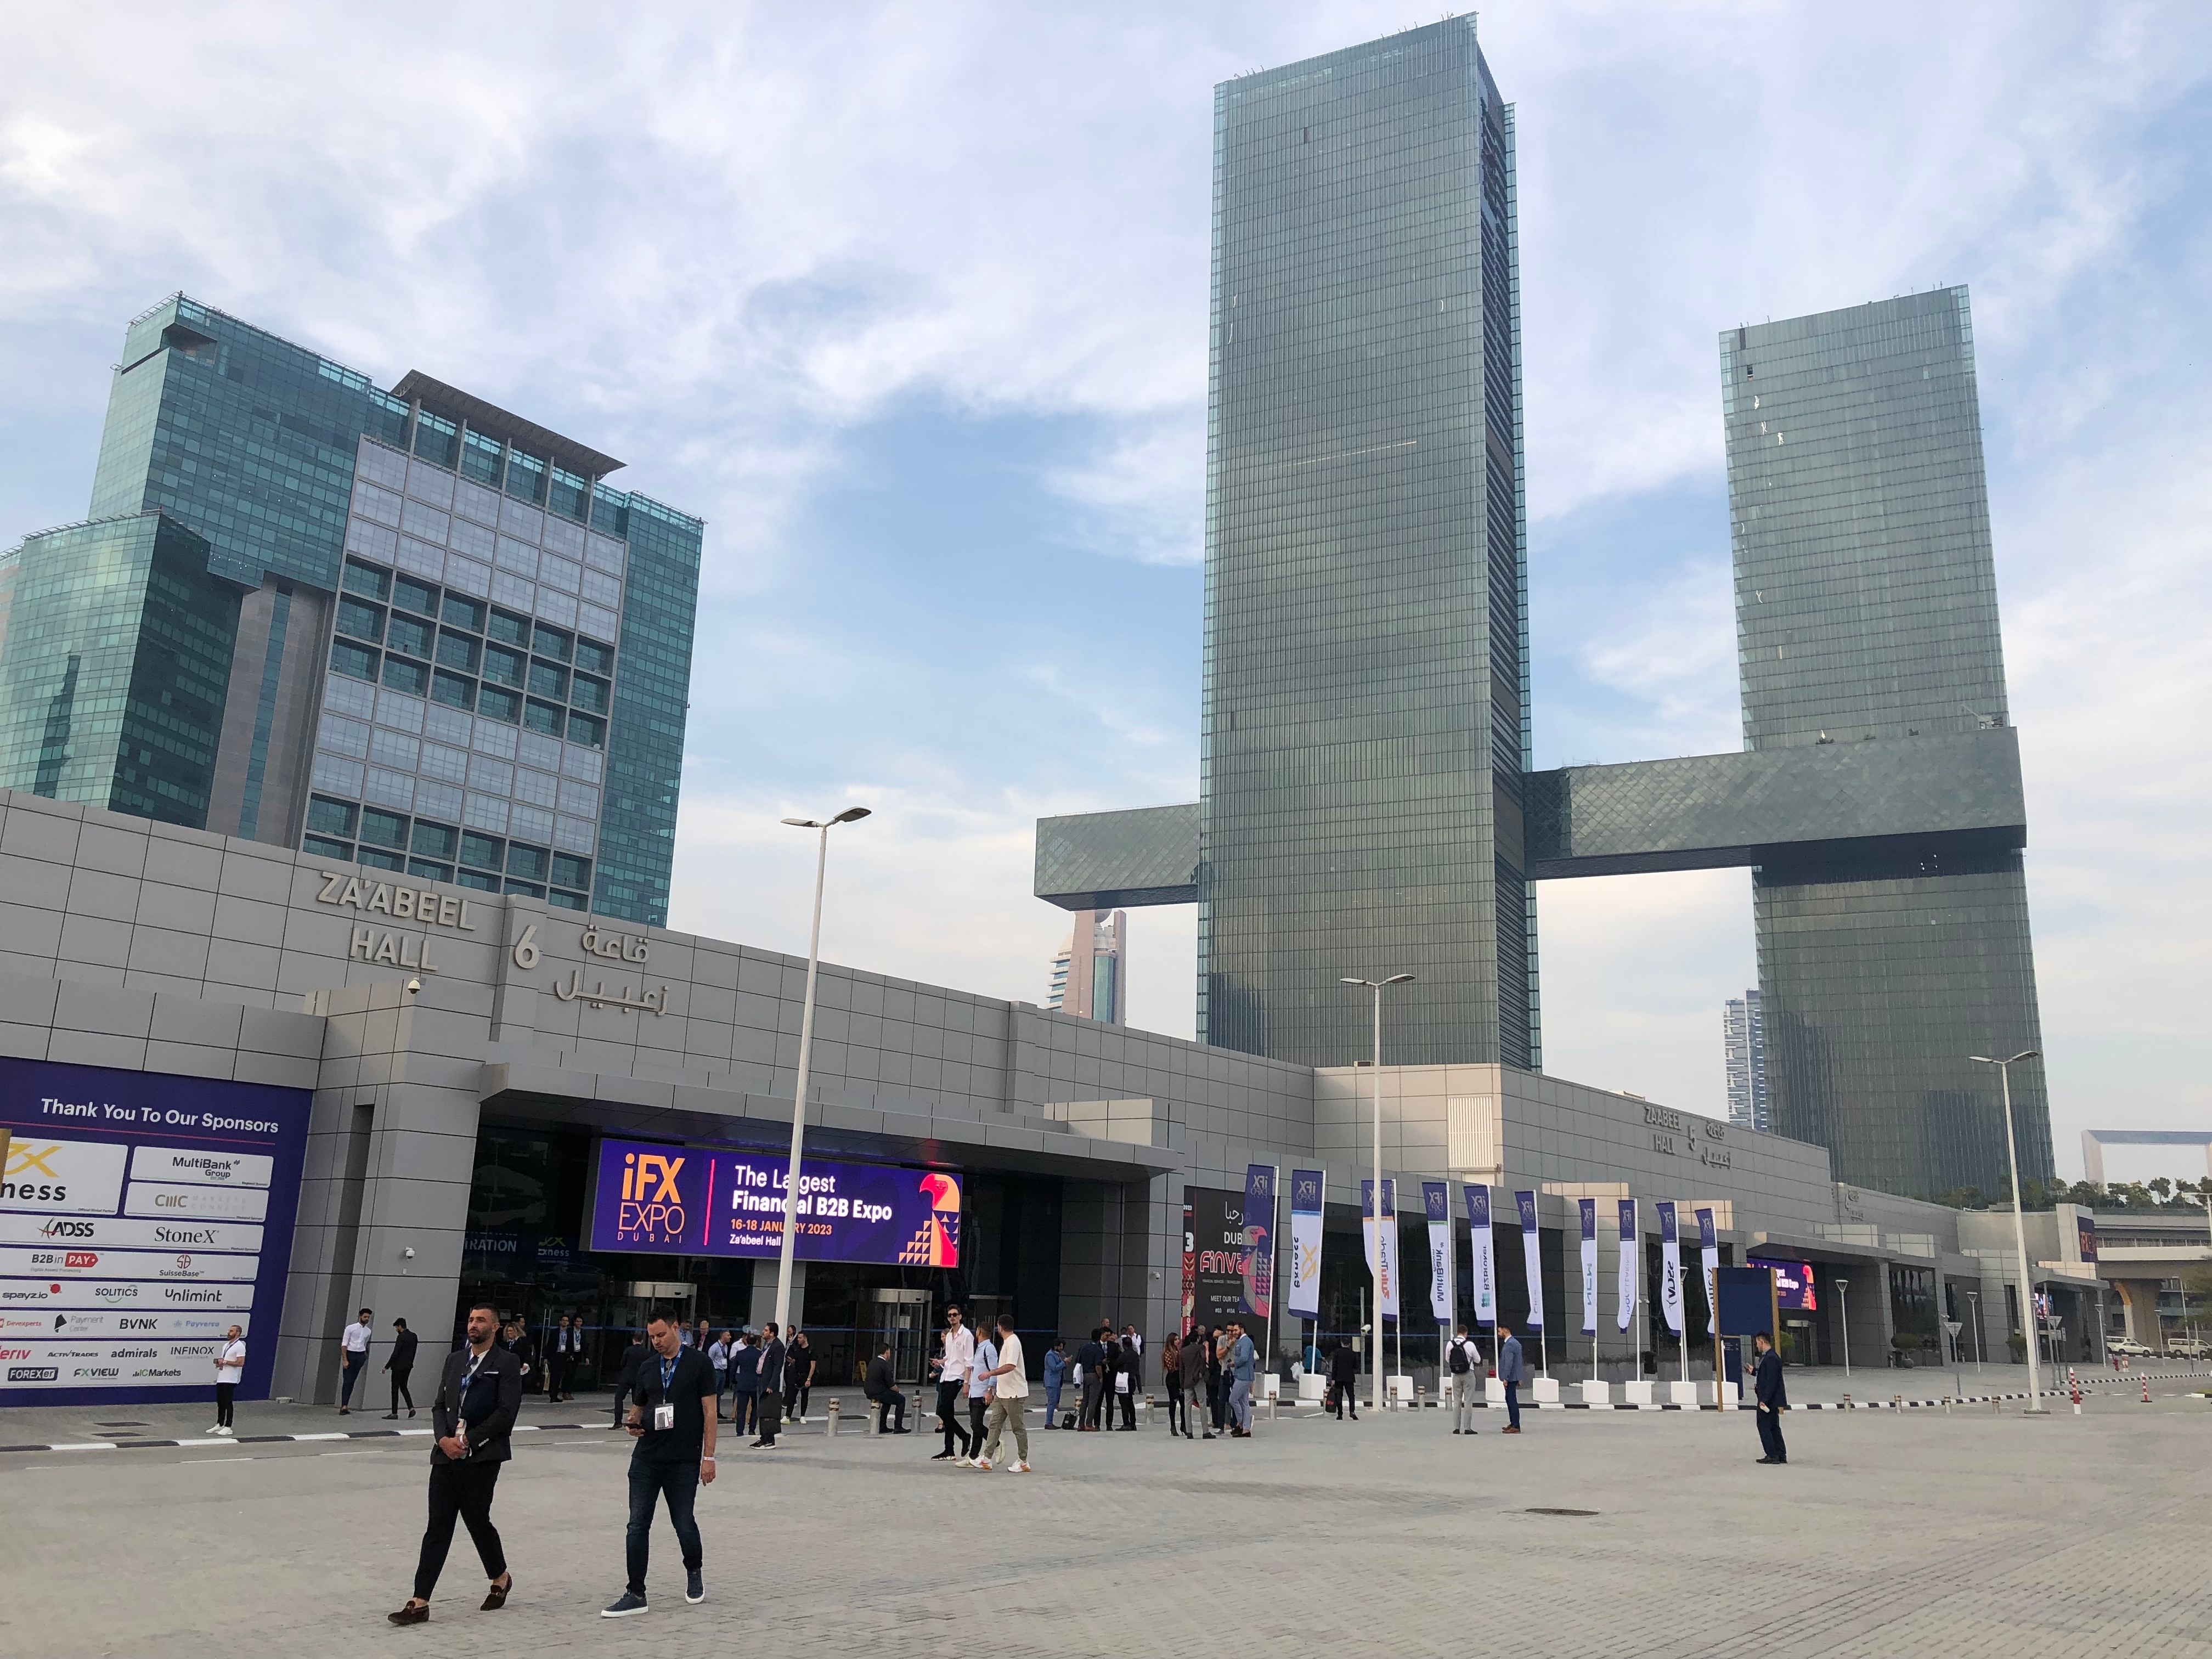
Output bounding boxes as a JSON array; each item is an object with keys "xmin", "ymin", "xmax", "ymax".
[
  {"xmin": 1342, "ymin": 973, "xmax": 1414, "ymax": 1415},
  {"xmin": 770, "ymin": 806, "xmax": 872, "ymax": 1338},
  {"xmin": 1966, "ymin": 1288, "xmax": 1982, "ymax": 1369},
  {"xmin": 1971, "ymin": 1049, "xmax": 2046, "ymax": 1415},
  {"xmin": 1836, "ymin": 1277, "xmax": 1850, "ymax": 1379}
]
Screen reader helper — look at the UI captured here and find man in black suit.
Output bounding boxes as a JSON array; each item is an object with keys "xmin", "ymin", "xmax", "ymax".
[
  {"xmin": 612, "ymin": 1329, "xmax": 649, "ymax": 1430},
  {"xmin": 382, "ymin": 1317, "xmax": 419, "ymax": 1419},
  {"xmin": 1752, "ymin": 1330, "xmax": 1788, "ymax": 1465},
  {"xmin": 751, "ymin": 1322, "xmax": 787, "ymax": 1449},
  {"xmin": 1075, "ymin": 1328, "xmax": 1108, "ymax": 1431},
  {"xmin": 388, "ymin": 1301, "xmax": 522, "ymax": 1624},
  {"xmin": 863, "ymin": 1340, "xmax": 908, "ymax": 1432}
]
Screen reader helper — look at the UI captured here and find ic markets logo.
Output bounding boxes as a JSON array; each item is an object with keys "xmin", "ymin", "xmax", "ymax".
[{"xmin": 613, "ymin": 1150, "xmax": 690, "ymax": 1246}]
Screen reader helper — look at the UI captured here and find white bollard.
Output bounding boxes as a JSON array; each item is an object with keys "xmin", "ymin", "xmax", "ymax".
[
  {"xmin": 1623, "ymin": 1379, "xmax": 1655, "ymax": 1407},
  {"xmin": 825, "ymin": 1398, "xmax": 839, "ymax": 1437}
]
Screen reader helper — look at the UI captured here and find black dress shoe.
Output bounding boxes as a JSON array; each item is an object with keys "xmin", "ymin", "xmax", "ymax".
[
  {"xmin": 482, "ymin": 1575, "xmax": 511, "ymax": 1610},
  {"xmin": 388, "ymin": 1602, "xmax": 430, "ymax": 1625}
]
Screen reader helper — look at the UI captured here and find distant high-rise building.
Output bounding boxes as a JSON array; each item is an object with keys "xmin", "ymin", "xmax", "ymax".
[
  {"xmin": 1723, "ymin": 989, "xmax": 1768, "ymax": 1132},
  {"xmin": 0, "ymin": 295, "xmax": 702, "ymax": 924},
  {"xmin": 1047, "ymin": 909, "xmax": 1127, "ymax": 1025}
]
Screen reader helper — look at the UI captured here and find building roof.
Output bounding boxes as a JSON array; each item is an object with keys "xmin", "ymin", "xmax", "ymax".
[{"xmin": 391, "ymin": 370, "xmax": 624, "ymax": 478}]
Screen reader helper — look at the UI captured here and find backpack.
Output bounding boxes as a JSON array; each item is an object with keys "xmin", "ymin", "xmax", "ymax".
[{"xmin": 1448, "ymin": 1340, "xmax": 1471, "ymax": 1375}]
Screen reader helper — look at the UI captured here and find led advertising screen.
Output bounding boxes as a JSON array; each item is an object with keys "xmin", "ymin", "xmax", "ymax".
[
  {"xmin": 1, "ymin": 1057, "xmax": 310, "ymax": 1405},
  {"xmin": 1184, "ymin": 1186, "xmax": 1249, "ymax": 1333},
  {"xmin": 1749, "ymin": 1256, "xmax": 1818, "ymax": 1312},
  {"xmin": 588, "ymin": 1137, "xmax": 961, "ymax": 1267}
]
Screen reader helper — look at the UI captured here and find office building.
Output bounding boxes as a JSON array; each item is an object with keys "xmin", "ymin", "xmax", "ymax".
[
  {"xmin": 1724, "ymin": 989, "xmax": 1768, "ymax": 1132},
  {"xmin": 1047, "ymin": 909, "xmax": 1127, "ymax": 1025},
  {"xmin": 0, "ymin": 295, "xmax": 701, "ymax": 926}
]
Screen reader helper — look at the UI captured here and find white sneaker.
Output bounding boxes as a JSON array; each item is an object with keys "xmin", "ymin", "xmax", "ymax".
[
  {"xmin": 955, "ymin": 1456, "xmax": 975, "ymax": 1468},
  {"xmin": 972, "ymin": 1456, "xmax": 992, "ymax": 1470},
  {"xmin": 217, "ymin": 1426, "xmax": 235, "ymax": 1437},
  {"xmin": 206, "ymin": 1424, "xmax": 222, "ymax": 1435},
  {"xmin": 1009, "ymin": 1461, "xmax": 1030, "ymax": 1473}
]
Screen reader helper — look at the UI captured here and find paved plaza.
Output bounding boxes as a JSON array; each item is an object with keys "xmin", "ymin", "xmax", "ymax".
[{"xmin": 4, "ymin": 1378, "xmax": 2207, "ymax": 1659}]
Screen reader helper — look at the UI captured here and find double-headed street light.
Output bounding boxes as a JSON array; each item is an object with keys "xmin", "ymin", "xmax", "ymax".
[
  {"xmin": 1971, "ymin": 1048, "xmax": 2044, "ymax": 1415},
  {"xmin": 1342, "ymin": 973, "xmax": 1414, "ymax": 1414},
  {"xmin": 770, "ymin": 806, "xmax": 872, "ymax": 1338}
]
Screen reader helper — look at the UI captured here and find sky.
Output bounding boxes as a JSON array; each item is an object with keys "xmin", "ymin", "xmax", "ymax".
[{"xmin": 2, "ymin": 3, "xmax": 2207, "ymax": 1180}]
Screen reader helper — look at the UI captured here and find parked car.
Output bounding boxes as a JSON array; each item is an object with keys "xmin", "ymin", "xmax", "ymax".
[
  {"xmin": 2107, "ymin": 1337, "xmax": 2153, "ymax": 1358},
  {"xmin": 2165, "ymin": 1336, "xmax": 2209, "ymax": 1359}
]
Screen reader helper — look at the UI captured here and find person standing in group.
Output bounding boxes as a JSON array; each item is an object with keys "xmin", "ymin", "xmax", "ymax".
[
  {"xmin": 783, "ymin": 1328, "xmax": 815, "ymax": 1423},
  {"xmin": 1041, "ymin": 1338, "xmax": 1066, "ymax": 1429},
  {"xmin": 973, "ymin": 1313, "xmax": 1031, "ymax": 1472},
  {"xmin": 1211, "ymin": 1327, "xmax": 1232, "ymax": 1435},
  {"xmin": 1177, "ymin": 1327, "xmax": 1205, "ymax": 1439},
  {"xmin": 547, "ymin": 1316, "xmax": 578, "ymax": 1402},
  {"xmin": 387, "ymin": 1301, "xmax": 521, "ymax": 1624},
  {"xmin": 1226, "ymin": 1322, "xmax": 1256, "ymax": 1437},
  {"xmin": 337, "ymin": 1308, "xmax": 374, "ymax": 1414},
  {"xmin": 611, "ymin": 1329, "xmax": 650, "ymax": 1431},
  {"xmin": 510, "ymin": 1321, "xmax": 540, "ymax": 1394},
  {"xmin": 1447, "ymin": 1323, "xmax": 1480, "ymax": 1435},
  {"xmin": 383, "ymin": 1317, "xmax": 419, "ymax": 1419},
  {"xmin": 209, "ymin": 1324, "xmax": 246, "ymax": 1436},
  {"xmin": 752, "ymin": 1322, "xmax": 787, "ymax": 1449},
  {"xmin": 929, "ymin": 1305, "xmax": 975, "ymax": 1462},
  {"xmin": 1752, "ymin": 1330, "xmax": 1789, "ymax": 1465},
  {"xmin": 962, "ymin": 1321, "xmax": 997, "ymax": 1463},
  {"xmin": 602, "ymin": 1308, "xmax": 718, "ymax": 1617},
  {"xmin": 864, "ymin": 1340, "xmax": 910, "ymax": 1432},
  {"xmin": 706, "ymin": 1329, "xmax": 730, "ymax": 1421},
  {"xmin": 1498, "ymin": 1323, "xmax": 1525, "ymax": 1434},
  {"xmin": 1159, "ymin": 1332, "xmax": 1184, "ymax": 1437},
  {"xmin": 1328, "ymin": 1338, "xmax": 1361, "ymax": 1422},
  {"xmin": 728, "ymin": 1331, "xmax": 760, "ymax": 1437},
  {"xmin": 1122, "ymin": 1324, "xmax": 1144, "ymax": 1386},
  {"xmin": 1104, "ymin": 1334, "xmax": 1132, "ymax": 1430},
  {"xmin": 1074, "ymin": 1328, "xmax": 1107, "ymax": 1432}
]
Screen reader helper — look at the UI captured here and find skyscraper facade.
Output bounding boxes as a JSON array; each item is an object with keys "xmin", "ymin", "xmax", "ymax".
[
  {"xmin": 1724, "ymin": 290, "xmax": 2051, "ymax": 1197},
  {"xmin": 1046, "ymin": 909, "xmax": 1128, "ymax": 1025},
  {"xmin": 0, "ymin": 296, "xmax": 701, "ymax": 925},
  {"xmin": 1723, "ymin": 989, "xmax": 1768, "ymax": 1132},
  {"xmin": 1199, "ymin": 19, "xmax": 1537, "ymax": 1069}
]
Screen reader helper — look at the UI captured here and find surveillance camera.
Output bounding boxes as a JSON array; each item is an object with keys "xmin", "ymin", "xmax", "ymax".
[
  {"xmin": 403, "ymin": 1246, "xmax": 416, "ymax": 1260},
  {"xmin": 405, "ymin": 978, "xmax": 422, "ymax": 995}
]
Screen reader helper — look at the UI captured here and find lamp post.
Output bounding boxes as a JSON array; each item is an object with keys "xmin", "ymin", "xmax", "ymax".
[
  {"xmin": 1966, "ymin": 1288, "xmax": 1982, "ymax": 1370},
  {"xmin": 1342, "ymin": 973, "xmax": 1414, "ymax": 1415},
  {"xmin": 1971, "ymin": 1049, "xmax": 2045, "ymax": 1414},
  {"xmin": 770, "ymin": 806, "xmax": 871, "ymax": 1338},
  {"xmin": 1836, "ymin": 1277, "xmax": 1851, "ymax": 1379}
]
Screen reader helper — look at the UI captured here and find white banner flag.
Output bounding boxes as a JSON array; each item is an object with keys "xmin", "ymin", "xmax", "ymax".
[
  {"xmin": 1465, "ymin": 1185, "xmax": 1497, "ymax": 1328},
  {"xmin": 1424, "ymin": 1181, "xmax": 1451, "ymax": 1322},
  {"xmin": 1361, "ymin": 1178, "xmax": 1400, "ymax": 1319},
  {"xmin": 1578, "ymin": 1198, "xmax": 1598, "ymax": 1337},
  {"xmin": 1615, "ymin": 1198, "xmax": 1639, "ymax": 1333},
  {"xmin": 1286, "ymin": 1169, "xmax": 1324, "ymax": 1322},
  {"xmin": 1514, "ymin": 1190, "xmax": 1544, "ymax": 1331},
  {"xmin": 1696, "ymin": 1205, "xmax": 1720, "ymax": 1336},
  {"xmin": 1657, "ymin": 1200, "xmax": 1684, "ymax": 1335}
]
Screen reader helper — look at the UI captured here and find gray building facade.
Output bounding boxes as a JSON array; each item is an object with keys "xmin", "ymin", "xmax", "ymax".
[{"xmin": 0, "ymin": 296, "xmax": 702, "ymax": 928}]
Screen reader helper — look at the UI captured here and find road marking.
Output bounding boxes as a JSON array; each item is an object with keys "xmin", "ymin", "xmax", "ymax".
[
  {"xmin": 181, "ymin": 1457, "xmax": 254, "ymax": 1465},
  {"xmin": 319, "ymin": 1449, "xmax": 383, "ymax": 1457}
]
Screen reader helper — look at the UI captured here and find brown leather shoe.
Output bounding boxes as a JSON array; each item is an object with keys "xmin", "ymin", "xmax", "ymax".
[
  {"xmin": 482, "ymin": 1574, "xmax": 512, "ymax": 1611},
  {"xmin": 387, "ymin": 1601, "xmax": 430, "ymax": 1625}
]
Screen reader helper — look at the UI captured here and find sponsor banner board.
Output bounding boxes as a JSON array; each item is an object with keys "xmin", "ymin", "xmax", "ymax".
[
  {"xmin": 0, "ymin": 1308, "xmax": 250, "ymax": 1340},
  {"xmin": 122, "ymin": 1183, "xmax": 270, "ymax": 1221},
  {"xmin": 127, "ymin": 1146, "xmax": 273, "ymax": 1189},
  {"xmin": 0, "ymin": 1278, "xmax": 257, "ymax": 1311},
  {"xmin": 0, "ymin": 1215, "xmax": 264, "ymax": 1252},
  {"xmin": 0, "ymin": 1246, "xmax": 259, "ymax": 1282}
]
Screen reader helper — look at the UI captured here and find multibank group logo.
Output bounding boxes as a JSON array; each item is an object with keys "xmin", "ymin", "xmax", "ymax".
[{"xmin": 610, "ymin": 1149, "xmax": 697, "ymax": 1249}]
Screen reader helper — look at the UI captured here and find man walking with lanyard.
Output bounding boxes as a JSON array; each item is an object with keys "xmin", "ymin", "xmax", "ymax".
[
  {"xmin": 603, "ymin": 1307, "xmax": 718, "ymax": 1617},
  {"xmin": 929, "ymin": 1305, "xmax": 975, "ymax": 1463},
  {"xmin": 388, "ymin": 1302, "xmax": 521, "ymax": 1624},
  {"xmin": 209, "ymin": 1324, "xmax": 246, "ymax": 1436}
]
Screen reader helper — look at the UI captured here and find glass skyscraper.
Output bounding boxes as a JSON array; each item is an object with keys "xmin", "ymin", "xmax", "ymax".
[
  {"xmin": 1199, "ymin": 19, "xmax": 1537, "ymax": 1069},
  {"xmin": 1724, "ymin": 290, "xmax": 2051, "ymax": 1197},
  {"xmin": 0, "ymin": 296, "xmax": 699, "ymax": 925},
  {"xmin": 1723, "ymin": 989, "xmax": 1769, "ymax": 1132}
]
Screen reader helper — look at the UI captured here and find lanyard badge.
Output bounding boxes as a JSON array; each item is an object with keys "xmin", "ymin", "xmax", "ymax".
[{"xmin": 653, "ymin": 1355, "xmax": 678, "ymax": 1431}]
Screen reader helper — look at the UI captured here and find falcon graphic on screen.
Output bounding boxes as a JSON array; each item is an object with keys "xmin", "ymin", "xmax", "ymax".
[{"xmin": 899, "ymin": 1172, "xmax": 962, "ymax": 1267}]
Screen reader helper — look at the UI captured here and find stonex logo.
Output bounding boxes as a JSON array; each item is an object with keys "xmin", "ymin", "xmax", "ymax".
[{"xmin": 615, "ymin": 1151, "xmax": 688, "ymax": 1245}]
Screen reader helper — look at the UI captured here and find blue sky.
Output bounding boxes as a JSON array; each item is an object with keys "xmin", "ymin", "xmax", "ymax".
[{"xmin": 2, "ymin": 3, "xmax": 2206, "ymax": 1177}]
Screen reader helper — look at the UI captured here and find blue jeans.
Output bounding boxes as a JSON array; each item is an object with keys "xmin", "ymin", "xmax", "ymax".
[
  {"xmin": 340, "ymin": 1349, "xmax": 367, "ymax": 1407},
  {"xmin": 1229, "ymin": 1377, "xmax": 1252, "ymax": 1431},
  {"xmin": 626, "ymin": 1455, "xmax": 702, "ymax": 1596},
  {"xmin": 1043, "ymin": 1384, "xmax": 1061, "ymax": 1423},
  {"xmin": 1505, "ymin": 1380, "xmax": 1520, "ymax": 1429}
]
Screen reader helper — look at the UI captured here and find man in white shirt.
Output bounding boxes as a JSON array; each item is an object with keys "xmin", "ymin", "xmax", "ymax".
[
  {"xmin": 961, "ymin": 1329, "xmax": 997, "ymax": 1466},
  {"xmin": 338, "ymin": 1308, "xmax": 374, "ymax": 1414},
  {"xmin": 706, "ymin": 1331, "xmax": 731, "ymax": 1422},
  {"xmin": 210, "ymin": 1325, "xmax": 246, "ymax": 1436},
  {"xmin": 974, "ymin": 1315, "xmax": 1030, "ymax": 1472},
  {"xmin": 1448, "ymin": 1323, "xmax": 1482, "ymax": 1435},
  {"xmin": 928, "ymin": 1306, "xmax": 975, "ymax": 1463}
]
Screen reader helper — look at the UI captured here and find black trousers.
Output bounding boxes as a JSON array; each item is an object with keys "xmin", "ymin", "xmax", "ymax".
[
  {"xmin": 215, "ymin": 1382, "xmax": 236, "ymax": 1427},
  {"xmin": 784, "ymin": 1376, "xmax": 810, "ymax": 1419},
  {"xmin": 938, "ymin": 1383, "xmax": 970, "ymax": 1453},
  {"xmin": 1164, "ymin": 1376, "xmax": 1185, "ymax": 1434},
  {"xmin": 1757, "ymin": 1407, "xmax": 1787, "ymax": 1462},
  {"xmin": 413, "ymin": 1460, "xmax": 505, "ymax": 1601},
  {"xmin": 1331, "ymin": 1381, "xmax": 1358, "ymax": 1418},
  {"xmin": 871, "ymin": 1389, "xmax": 907, "ymax": 1431},
  {"xmin": 1078, "ymin": 1373, "xmax": 1105, "ymax": 1429},
  {"xmin": 1114, "ymin": 1387, "xmax": 1135, "ymax": 1428},
  {"xmin": 754, "ymin": 1390, "xmax": 783, "ymax": 1444},
  {"xmin": 388, "ymin": 1367, "xmax": 413, "ymax": 1413},
  {"xmin": 967, "ymin": 1394, "xmax": 987, "ymax": 1451}
]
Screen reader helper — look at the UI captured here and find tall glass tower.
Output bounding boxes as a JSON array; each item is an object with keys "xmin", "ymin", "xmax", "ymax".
[
  {"xmin": 1199, "ymin": 20, "xmax": 1537, "ymax": 1069},
  {"xmin": 0, "ymin": 296, "xmax": 700, "ymax": 926}
]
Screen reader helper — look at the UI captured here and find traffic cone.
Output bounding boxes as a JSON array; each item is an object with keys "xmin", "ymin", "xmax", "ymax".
[
  {"xmin": 2068, "ymin": 1368, "xmax": 2081, "ymax": 1415},
  {"xmin": 2141, "ymin": 1373, "xmax": 2152, "ymax": 1405}
]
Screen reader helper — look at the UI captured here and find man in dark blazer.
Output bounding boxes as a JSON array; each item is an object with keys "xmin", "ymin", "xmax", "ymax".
[
  {"xmin": 1752, "ymin": 1330, "xmax": 1788, "ymax": 1464},
  {"xmin": 388, "ymin": 1301, "xmax": 522, "ymax": 1624},
  {"xmin": 863, "ymin": 1341, "xmax": 909, "ymax": 1432},
  {"xmin": 382, "ymin": 1317, "xmax": 419, "ymax": 1419}
]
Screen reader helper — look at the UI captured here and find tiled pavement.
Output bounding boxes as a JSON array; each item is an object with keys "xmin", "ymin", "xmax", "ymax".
[{"xmin": 4, "ymin": 1382, "xmax": 2207, "ymax": 1658}]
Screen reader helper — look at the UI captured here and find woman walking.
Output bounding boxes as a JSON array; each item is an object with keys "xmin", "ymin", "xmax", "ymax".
[
  {"xmin": 783, "ymin": 1329, "xmax": 816, "ymax": 1421},
  {"xmin": 1160, "ymin": 1333, "xmax": 1184, "ymax": 1437}
]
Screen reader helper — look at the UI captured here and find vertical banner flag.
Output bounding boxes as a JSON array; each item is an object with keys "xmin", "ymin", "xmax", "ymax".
[
  {"xmin": 1286, "ymin": 1169, "xmax": 1325, "ymax": 1321},
  {"xmin": 1515, "ymin": 1190, "xmax": 1544, "ymax": 1331},
  {"xmin": 1465, "ymin": 1184, "xmax": 1498, "ymax": 1328},
  {"xmin": 1696, "ymin": 1205, "xmax": 1719, "ymax": 1335},
  {"xmin": 1361, "ymin": 1179, "xmax": 1401, "ymax": 1319},
  {"xmin": 1578, "ymin": 1198, "xmax": 1599, "ymax": 1337},
  {"xmin": 1657, "ymin": 1200, "xmax": 1684, "ymax": 1334},
  {"xmin": 1241, "ymin": 1164, "xmax": 1276, "ymax": 1321},
  {"xmin": 1616, "ymin": 1198, "xmax": 1639, "ymax": 1332},
  {"xmin": 1424, "ymin": 1181, "xmax": 1452, "ymax": 1321}
]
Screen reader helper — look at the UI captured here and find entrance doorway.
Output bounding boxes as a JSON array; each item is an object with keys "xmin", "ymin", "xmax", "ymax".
[{"xmin": 860, "ymin": 1289, "xmax": 932, "ymax": 1388}]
